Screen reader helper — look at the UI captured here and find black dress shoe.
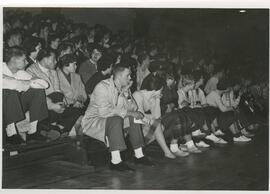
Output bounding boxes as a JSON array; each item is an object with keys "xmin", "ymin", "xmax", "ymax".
[
  {"xmin": 7, "ymin": 135, "xmax": 25, "ymax": 145},
  {"xmin": 110, "ymin": 161, "xmax": 135, "ymax": 172},
  {"xmin": 27, "ymin": 133, "xmax": 49, "ymax": 143},
  {"xmin": 134, "ymin": 156, "xmax": 155, "ymax": 166}
]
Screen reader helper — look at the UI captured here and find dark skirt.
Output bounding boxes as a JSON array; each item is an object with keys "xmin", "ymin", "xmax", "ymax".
[
  {"xmin": 161, "ymin": 110, "xmax": 191, "ymax": 140},
  {"xmin": 235, "ymin": 109, "xmax": 253, "ymax": 129},
  {"xmin": 197, "ymin": 106, "xmax": 237, "ymax": 132},
  {"xmin": 181, "ymin": 107, "xmax": 205, "ymax": 131},
  {"xmin": 218, "ymin": 111, "xmax": 237, "ymax": 132},
  {"xmin": 201, "ymin": 106, "xmax": 220, "ymax": 129}
]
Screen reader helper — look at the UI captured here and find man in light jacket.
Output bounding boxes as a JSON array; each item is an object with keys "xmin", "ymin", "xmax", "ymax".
[{"xmin": 82, "ymin": 61, "xmax": 154, "ymax": 172}]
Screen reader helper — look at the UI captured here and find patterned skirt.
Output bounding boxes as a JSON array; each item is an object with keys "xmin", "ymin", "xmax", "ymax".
[{"xmin": 142, "ymin": 110, "xmax": 191, "ymax": 144}]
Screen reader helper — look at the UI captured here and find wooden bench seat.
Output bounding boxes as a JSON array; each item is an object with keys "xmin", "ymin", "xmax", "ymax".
[{"xmin": 2, "ymin": 135, "xmax": 97, "ymax": 170}]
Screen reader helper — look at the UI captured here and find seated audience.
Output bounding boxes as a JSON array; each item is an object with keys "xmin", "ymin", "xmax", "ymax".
[
  {"xmin": 206, "ymin": 80, "xmax": 252, "ymax": 142},
  {"xmin": 134, "ymin": 73, "xmax": 199, "ymax": 157},
  {"xmin": 27, "ymin": 49, "xmax": 82, "ymax": 136},
  {"xmin": 178, "ymin": 74, "xmax": 227, "ymax": 145},
  {"xmin": 2, "ymin": 9, "xmax": 268, "ymax": 168}
]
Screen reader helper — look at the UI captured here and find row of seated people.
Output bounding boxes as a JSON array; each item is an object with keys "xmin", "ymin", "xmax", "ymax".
[
  {"xmin": 2, "ymin": 45, "xmax": 267, "ymax": 172},
  {"xmin": 3, "ymin": 10, "xmax": 268, "ymax": 172}
]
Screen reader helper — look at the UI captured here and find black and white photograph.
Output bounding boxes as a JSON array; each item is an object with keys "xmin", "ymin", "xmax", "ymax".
[{"xmin": 1, "ymin": 0, "xmax": 269, "ymax": 191}]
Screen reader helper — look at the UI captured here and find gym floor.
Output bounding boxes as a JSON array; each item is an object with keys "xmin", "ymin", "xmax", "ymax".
[{"xmin": 2, "ymin": 125, "xmax": 269, "ymax": 190}]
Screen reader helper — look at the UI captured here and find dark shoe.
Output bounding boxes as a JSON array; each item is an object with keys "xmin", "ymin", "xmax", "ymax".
[
  {"xmin": 27, "ymin": 133, "xmax": 49, "ymax": 143},
  {"xmin": 7, "ymin": 135, "xmax": 25, "ymax": 145},
  {"xmin": 134, "ymin": 156, "xmax": 155, "ymax": 166},
  {"xmin": 38, "ymin": 122, "xmax": 65, "ymax": 133},
  {"xmin": 110, "ymin": 161, "xmax": 135, "ymax": 172},
  {"xmin": 40, "ymin": 129, "xmax": 61, "ymax": 141}
]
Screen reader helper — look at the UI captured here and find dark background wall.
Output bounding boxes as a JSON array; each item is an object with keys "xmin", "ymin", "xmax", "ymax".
[
  {"xmin": 4, "ymin": 7, "xmax": 135, "ymax": 32},
  {"xmin": 61, "ymin": 8, "xmax": 135, "ymax": 32}
]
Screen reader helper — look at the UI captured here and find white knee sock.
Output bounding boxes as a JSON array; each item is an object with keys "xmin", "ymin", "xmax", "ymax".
[
  {"xmin": 186, "ymin": 140, "xmax": 195, "ymax": 148},
  {"xmin": 111, "ymin": 150, "xmax": 122, "ymax": 164},
  {"xmin": 6, "ymin": 123, "xmax": 17, "ymax": 137},
  {"xmin": 134, "ymin": 147, "xmax": 144, "ymax": 159},
  {"xmin": 28, "ymin": 120, "xmax": 38, "ymax": 134},
  {"xmin": 170, "ymin": 144, "xmax": 180, "ymax": 153}
]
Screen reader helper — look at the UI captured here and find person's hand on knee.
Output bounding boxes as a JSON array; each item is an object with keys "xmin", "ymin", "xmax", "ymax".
[{"xmin": 127, "ymin": 110, "xmax": 144, "ymax": 120}]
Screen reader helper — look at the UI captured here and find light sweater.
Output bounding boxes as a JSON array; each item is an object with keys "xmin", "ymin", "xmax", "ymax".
[
  {"xmin": 206, "ymin": 90, "xmax": 231, "ymax": 112},
  {"xmin": 188, "ymin": 88, "xmax": 207, "ymax": 108}
]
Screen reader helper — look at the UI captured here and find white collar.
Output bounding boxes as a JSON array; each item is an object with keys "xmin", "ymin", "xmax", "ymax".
[
  {"xmin": 3, "ymin": 62, "xmax": 13, "ymax": 76},
  {"xmin": 141, "ymin": 90, "xmax": 156, "ymax": 101}
]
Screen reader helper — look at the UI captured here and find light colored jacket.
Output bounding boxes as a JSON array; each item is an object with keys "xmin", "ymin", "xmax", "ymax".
[
  {"xmin": 57, "ymin": 69, "xmax": 87, "ymax": 105},
  {"xmin": 27, "ymin": 63, "xmax": 61, "ymax": 95},
  {"xmin": 81, "ymin": 77, "xmax": 137, "ymax": 143},
  {"xmin": 3, "ymin": 62, "xmax": 32, "ymax": 92}
]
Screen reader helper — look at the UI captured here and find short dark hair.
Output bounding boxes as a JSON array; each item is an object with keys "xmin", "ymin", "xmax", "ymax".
[
  {"xmin": 97, "ymin": 55, "xmax": 115, "ymax": 72},
  {"xmin": 36, "ymin": 48, "xmax": 55, "ymax": 62},
  {"xmin": 58, "ymin": 54, "xmax": 77, "ymax": 69},
  {"xmin": 141, "ymin": 74, "xmax": 164, "ymax": 91},
  {"xmin": 112, "ymin": 61, "xmax": 130, "ymax": 77},
  {"xmin": 137, "ymin": 53, "xmax": 149, "ymax": 65},
  {"xmin": 48, "ymin": 34, "xmax": 60, "ymax": 44},
  {"xmin": 56, "ymin": 41, "xmax": 74, "ymax": 58},
  {"xmin": 22, "ymin": 36, "xmax": 42, "ymax": 55},
  {"xmin": 217, "ymin": 78, "xmax": 229, "ymax": 91},
  {"xmin": 4, "ymin": 46, "xmax": 26, "ymax": 63},
  {"xmin": 121, "ymin": 55, "xmax": 137, "ymax": 69},
  {"xmin": 87, "ymin": 43, "xmax": 103, "ymax": 55},
  {"xmin": 149, "ymin": 60, "xmax": 163, "ymax": 73}
]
